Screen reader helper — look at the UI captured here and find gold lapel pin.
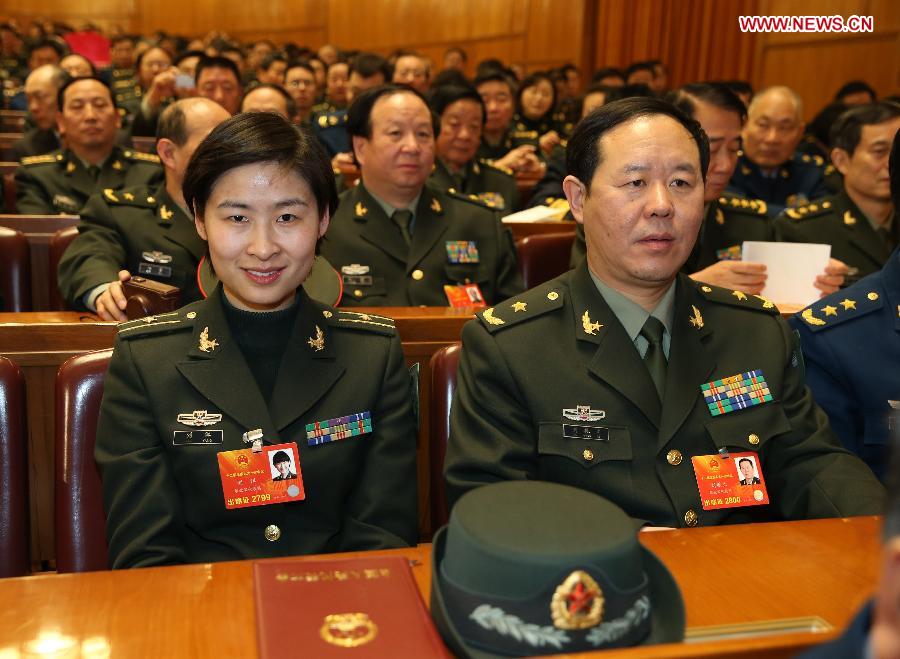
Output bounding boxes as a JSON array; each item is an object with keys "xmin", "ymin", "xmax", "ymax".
[
  {"xmin": 307, "ymin": 325, "xmax": 325, "ymax": 351},
  {"xmin": 198, "ymin": 326, "xmax": 219, "ymax": 352}
]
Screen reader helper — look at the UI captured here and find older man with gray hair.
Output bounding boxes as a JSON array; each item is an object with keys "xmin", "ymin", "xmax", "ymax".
[
  {"xmin": 727, "ymin": 85, "xmax": 830, "ymax": 216},
  {"xmin": 11, "ymin": 64, "xmax": 69, "ymax": 160}
]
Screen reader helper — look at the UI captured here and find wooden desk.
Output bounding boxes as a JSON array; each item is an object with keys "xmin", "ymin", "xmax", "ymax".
[
  {"xmin": 0, "ymin": 308, "xmax": 474, "ymax": 566},
  {"xmin": 0, "ymin": 517, "xmax": 878, "ymax": 658},
  {"xmin": 504, "ymin": 219, "xmax": 577, "ymax": 241}
]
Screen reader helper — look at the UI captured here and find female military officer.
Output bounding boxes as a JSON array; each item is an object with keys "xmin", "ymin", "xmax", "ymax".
[{"xmin": 95, "ymin": 112, "xmax": 418, "ymax": 568}]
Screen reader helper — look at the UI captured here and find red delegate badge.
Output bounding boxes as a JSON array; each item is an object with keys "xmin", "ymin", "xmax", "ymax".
[
  {"xmin": 217, "ymin": 442, "xmax": 305, "ymax": 509},
  {"xmin": 691, "ymin": 452, "xmax": 769, "ymax": 511}
]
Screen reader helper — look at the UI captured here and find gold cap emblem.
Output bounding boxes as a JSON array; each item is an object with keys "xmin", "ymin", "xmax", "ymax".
[{"xmin": 550, "ymin": 570, "xmax": 604, "ymax": 630}]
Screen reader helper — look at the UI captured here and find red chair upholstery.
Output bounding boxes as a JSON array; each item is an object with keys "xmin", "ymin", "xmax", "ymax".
[
  {"xmin": 48, "ymin": 226, "xmax": 79, "ymax": 311},
  {"xmin": 0, "ymin": 226, "xmax": 31, "ymax": 311},
  {"xmin": 429, "ymin": 343, "xmax": 461, "ymax": 532},
  {"xmin": 2, "ymin": 168, "xmax": 16, "ymax": 214},
  {"xmin": 515, "ymin": 231, "xmax": 576, "ymax": 290},
  {"xmin": 55, "ymin": 349, "xmax": 113, "ymax": 573},
  {"xmin": 0, "ymin": 356, "xmax": 29, "ymax": 577}
]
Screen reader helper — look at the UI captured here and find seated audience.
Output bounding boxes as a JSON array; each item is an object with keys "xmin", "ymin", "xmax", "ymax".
[
  {"xmin": 10, "ymin": 64, "xmax": 69, "ymax": 160},
  {"xmin": 241, "ymin": 83, "xmax": 294, "ymax": 119},
  {"xmin": 196, "ymin": 55, "xmax": 243, "ymax": 115}
]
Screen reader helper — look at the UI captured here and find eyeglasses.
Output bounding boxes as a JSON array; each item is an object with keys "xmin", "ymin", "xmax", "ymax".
[{"xmin": 287, "ymin": 79, "xmax": 315, "ymax": 89}]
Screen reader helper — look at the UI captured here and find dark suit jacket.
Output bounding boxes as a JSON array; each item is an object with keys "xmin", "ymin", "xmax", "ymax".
[
  {"xmin": 727, "ymin": 152, "xmax": 829, "ymax": 218},
  {"xmin": 428, "ymin": 158, "xmax": 519, "ymax": 214},
  {"xmin": 445, "ymin": 263, "xmax": 884, "ymax": 526},
  {"xmin": 96, "ymin": 286, "xmax": 418, "ymax": 568}
]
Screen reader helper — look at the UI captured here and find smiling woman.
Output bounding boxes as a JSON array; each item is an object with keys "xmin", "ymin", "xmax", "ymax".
[{"xmin": 94, "ymin": 113, "xmax": 418, "ymax": 568}]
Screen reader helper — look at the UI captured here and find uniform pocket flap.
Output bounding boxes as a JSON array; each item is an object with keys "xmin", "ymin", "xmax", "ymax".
[
  {"xmin": 704, "ymin": 402, "xmax": 791, "ymax": 452},
  {"xmin": 538, "ymin": 422, "xmax": 632, "ymax": 468}
]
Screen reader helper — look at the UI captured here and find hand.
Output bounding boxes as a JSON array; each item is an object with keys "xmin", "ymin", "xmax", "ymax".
[
  {"xmin": 95, "ymin": 270, "xmax": 131, "ymax": 321},
  {"xmin": 538, "ymin": 130, "xmax": 561, "ymax": 155},
  {"xmin": 331, "ymin": 152, "xmax": 355, "ymax": 169},
  {"xmin": 690, "ymin": 261, "xmax": 768, "ymax": 294},
  {"xmin": 815, "ymin": 258, "xmax": 849, "ymax": 297},
  {"xmin": 146, "ymin": 67, "xmax": 178, "ymax": 108},
  {"xmin": 493, "ymin": 144, "xmax": 538, "ymax": 173}
]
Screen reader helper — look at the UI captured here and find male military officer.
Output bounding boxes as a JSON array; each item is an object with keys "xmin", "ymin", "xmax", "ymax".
[
  {"xmin": 728, "ymin": 86, "xmax": 830, "ymax": 217},
  {"xmin": 15, "ymin": 76, "xmax": 163, "ymax": 215},
  {"xmin": 195, "ymin": 56, "xmax": 243, "ymax": 116},
  {"xmin": 775, "ymin": 102, "xmax": 900, "ymax": 282},
  {"xmin": 10, "ymin": 64, "xmax": 68, "ymax": 160},
  {"xmin": 475, "ymin": 71, "xmax": 543, "ymax": 175},
  {"xmin": 58, "ymin": 98, "xmax": 230, "ymax": 319},
  {"xmin": 320, "ymin": 84, "xmax": 522, "ymax": 307},
  {"xmin": 444, "ymin": 97, "xmax": 883, "ymax": 527},
  {"xmin": 428, "ymin": 84, "xmax": 519, "ymax": 213},
  {"xmin": 789, "ymin": 129, "xmax": 900, "ymax": 481}
]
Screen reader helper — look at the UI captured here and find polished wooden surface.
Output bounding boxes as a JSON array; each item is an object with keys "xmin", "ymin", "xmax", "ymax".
[{"xmin": 0, "ymin": 517, "xmax": 878, "ymax": 658}]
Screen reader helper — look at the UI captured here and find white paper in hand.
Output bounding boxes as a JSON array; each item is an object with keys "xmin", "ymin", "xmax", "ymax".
[{"xmin": 741, "ymin": 241, "xmax": 831, "ymax": 306}]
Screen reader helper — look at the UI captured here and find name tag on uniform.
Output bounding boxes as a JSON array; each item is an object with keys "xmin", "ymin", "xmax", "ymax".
[
  {"xmin": 217, "ymin": 441, "xmax": 305, "ymax": 509},
  {"xmin": 342, "ymin": 274, "xmax": 373, "ymax": 286},
  {"xmin": 691, "ymin": 451, "xmax": 769, "ymax": 511},
  {"xmin": 138, "ymin": 263, "xmax": 172, "ymax": 278},
  {"xmin": 173, "ymin": 430, "xmax": 223, "ymax": 445},
  {"xmin": 444, "ymin": 283, "xmax": 485, "ymax": 308},
  {"xmin": 562, "ymin": 424, "xmax": 609, "ymax": 441}
]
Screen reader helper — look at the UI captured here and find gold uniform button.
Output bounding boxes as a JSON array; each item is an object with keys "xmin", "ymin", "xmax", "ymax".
[
  {"xmin": 412, "ymin": 269, "xmax": 424, "ymax": 281},
  {"xmin": 666, "ymin": 449, "xmax": 682, "ymax": 465},
  {"xmin": 868, "ymin": 292, "xmax": 879, "ymax": 301},
  {"xmin": 353, "ymin": 289, "xmax": 363, "ymax": 298},
  {"xmin": 264, "ymin": 524, "xmax": 281, "ymax": 542},
  {"xmin": 582, "ymin": 448, "xmax": 594, "ymax": 461},
  {"xmin": 684, "ymin": 509, "xmax": 698, "ymax": 527},
  {"xmin": 748, "ymin": 433, "xmax": 760, "ymax": 445},
  {"xmin": 547, "ymin": 291, "xmax": 559, "ymax": 301}
]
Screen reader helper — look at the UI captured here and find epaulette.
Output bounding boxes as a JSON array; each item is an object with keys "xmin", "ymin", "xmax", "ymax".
[
  {"xmin": 448, "ymin": 189, "xmax": 495, "ymax": 210},
  {"xmin": 323, "ymin": 309, "xmax": 396, "ymax": 336},
  {"xmin": 122, "ymin": 149, "xmax": 161, "ymax": 164},
  {"xmin": 20, "ymin": 153, "xmax": 60, "ymax": 166},
  {"xmin": 116, "ymin": 309, "xmax": 193, "ymax": 339},
  {"xmin": 695, "ymin": 282, "xmax": 779, "ymax": 315},
  {"xmin": 475, "ymin": 284, "xmax": 565, "ymax": 333},
  {"xmin": 478, "ymin": 158, "xmax": 514, "ymax": 177},
  {"xmin": 782, "ymin": 199, "xmax": 833, "ymax": 221},
  {"xmin": 102, "ymin": 186, "xmax": 155, "ymax": 208},
  {"xmin": 717, "ymin": 194, "xmax": 767, "ymax": 217},
  {"xmin": 800, "ymin": 153, "xmax": 826, "ymax": 167},
  {"xmin": 796, "ymin": 289, "xmax": 884, "ymax": 332}
]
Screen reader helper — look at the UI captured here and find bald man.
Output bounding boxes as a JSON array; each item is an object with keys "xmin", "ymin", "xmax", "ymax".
[
  {"xmin": 58, "ymin": 97, "xmax": 231, "ymax": 319},
  {"xmin": 728, "ymin": 85, "xmax": 829, "ymax": 216},
  {"xmin": 11, "ymin": 64, "xmax": 69, "ymax": 160}
]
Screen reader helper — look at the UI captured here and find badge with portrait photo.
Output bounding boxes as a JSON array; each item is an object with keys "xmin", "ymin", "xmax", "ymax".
[
  {"xmin": 691, "ymin": 451, "xmax": 769, "ymax": 511},
  {"xmin": 444, "ymin": 283, "xmax": 486, "ymax": 308},
  {"xmin": 217, "ymin": 442, "xmax": 305, "ymax": 510}
]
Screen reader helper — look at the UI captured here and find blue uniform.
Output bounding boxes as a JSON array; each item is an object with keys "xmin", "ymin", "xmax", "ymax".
[
  {"xmin": 311, "ymin": 109, "xmax": 350, "ymax": 158},
  {"xmin": 727, "ymin": 151, "xmax": 829, "ymax": 218},
  {"xmin": 789, "ymin": 248, "xmax": 900, "ymax": 480}
]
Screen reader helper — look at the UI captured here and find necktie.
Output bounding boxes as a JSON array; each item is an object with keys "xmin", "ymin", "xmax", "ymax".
[
  {"xmin": 87, "ymin": 165, "xmax": 101, "ymax": 181},
  {"xmin": 640, "ymin": 316, "xmax": 667, "ymax": 401},
  {"xmin": 392, "ymin": 209, "xmax": 413, "ymax": 247}
]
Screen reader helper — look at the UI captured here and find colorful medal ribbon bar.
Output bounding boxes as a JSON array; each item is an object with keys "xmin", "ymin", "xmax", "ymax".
[
  {"xmin": 306, "ymin": 411, "xmax": 373, "ymax": 446},
  {"xmin": 701, "ymin": 369, "xmax": 772, "ymax": 417},
  {"xmin": 445, "ymin": 240, "xmax": 479, "ymax": 263}
]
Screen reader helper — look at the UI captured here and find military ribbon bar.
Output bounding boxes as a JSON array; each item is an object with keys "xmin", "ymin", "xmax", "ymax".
[
  {"xmin": 445, "ymin": 241, "xmax": 480, "ymax": 264},
  {"xmin": 306, "ymin": 411, "xmax": 373, "ymax": 446},
  {"xmin": 701, "ymin": 370, "xmax": 772, "ymax": 417}
]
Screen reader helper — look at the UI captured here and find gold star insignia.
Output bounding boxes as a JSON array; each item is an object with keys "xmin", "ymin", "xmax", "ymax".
[
  {"xmin": 715, "ymin": 208, "xmax": 724, "ymax": 225},
  {"xmin": 732, "ymin": 290, "xmax": 748, "ymax": 301},
  {"xmin": 160, "ymin": 205, "xmax": 174, "ymax": 221},
  {"xmin": 123, "ymin": 192, "xmax": 134, "ymax": 201},
  {"xmin": 840, "ymin": 298, "xmax": 856, "ymax": 310},
  {"xmin": 822, "ymin": 305, "xmax": 837, "ymax": 316},
  {"xmin": 198, "ymin": 326, "xmax": 218, "ymax": 352},
  {"xmin": 511, "ymin": 301, "xmax": 527, "ymax": 312},
  {"xmin": 430, "ymin": 197, "xmax": 442, "ymax": 213},
  {"xmin": 843, "ymin": 211, "xmax": 856, "ymax": 226},
  {"xmin": 103, "ymin": 189, "xmax": 119, "ymax": 202},
  {"xmin": 307, "ymin": 325, "xmax": 325, "ymax": 351},
  {"xmin": 581, "ymin": 310, "xmax": 602, "ymax": 335},
  {"xmin": 111, "ymin": 160, "xmax": 123, "ymax": 170},
  {"xmin": 482, "ymin": 307, "xmax": 504, "ymax": 325},
  {"xmin": 689, "ymin": 305, "xmax": 704, "ymax": 329},
  {"xmin": 66, "ymin": 161, "xmax": 76, "ymax": 173},
  {"xmin": 355, "ymin": 202, "xmax": 367, "ymax": 217}
]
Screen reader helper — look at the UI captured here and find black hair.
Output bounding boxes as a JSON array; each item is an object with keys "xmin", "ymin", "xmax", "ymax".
[
  {"xmin": 444, "ymin": 46, "xmax": 467, "ymax": 62},
  {"xmin": 566, "ymin": 96, "xmax": 710, "ymax": 191},
  {"xmin": 665, "ymin": 83, "xmax": 747, "ymax": 123},
  {"xmin": 473, "ymin": 70, "xmax": 515, "ymax": 94},
  {"xmin": 174, "ymin": 49, "xmax": 205, "ymax": 67},
  {"xmin": 516, "ymin": 72, "xmax": 556, "ymax": 122},
  {"xmin": 195, "ymin": 55, "xmax": 242, "ymax": 86},
  {"xmin": 592, "ymin": 67, "xmax": 625, "ymax": 84},
  {"xmin": 327, "ymin": 60, "xmax": 349, "ymax": 74},
  {"xmin": 625, "ymin": 61, "xmax": 656, "ymax": 81},
  {"xmin": 835, "ymin": 80, "xmax": 877, "ymax": 103},
  {"xmin": 61, "ymin": 53, "xmax": 97, "ymax": 76},
  {"xmin": 135, "ymin": 45, "xmax": 172, "ymax": 72},
  {"xmin": 430, "ymin": 69, "xmax": 469, "ymax": 90},
  {"xmin": 830, "ymin": 101, "xmax": 900, "ymax": 156},
  {"xmin": 56, "ymin": 74, "xmax": 114, "ymax": 111},
  {"xmin": 157, "ymin": 100, "xmax": 189, "ymax": 145},
  {"xmin": 109, "ymin": 35, "xmax": 134, "ymax": 48},
  {"xmin": 259, "ymin": 52, "xmax": 287, "ymax": 72},
  {"xmin": 475, "ymin": 58, "xmax": 507, "ymax": 78},
  {"xmin": 346, "ymin": 84, "xmax": 439, "ymax": 140},
  {"xmin": 738, "ymin": 457, "xmax": 753, "ymax": 468},
  {"xmin": 890, "ymin": 127, "xmax": 900, "ymax": 211},
  {"xmin": 429, "ymin": 84, "xmax": 485, "ymax": 124},
  {"xmin": 241, "ymin": 82, "xmax": 297, "ymax": 118},
  {"xmin": 604, "ymin": 83, "xmax": 655, "ymax": 104},
  {"xmin": 806, "ymin": 101, "xmax": 849, "ymax": 149},
  {"xmin": 220, "ymin": 45, "xmax": 244, "ymax": 60},
  {"xmin": 28, "ymin": 38, "xmax": 65, "ymax": 61},
  {"xmin": 348, "ymin": 52, "xmax": 389, "ymax": 82},
  {"xmin": 271, "ymin": 450, "xmax": 291, "ymax": 466},
  {"xmin": 183, "ymin": 112, "xmax": 337, "ymax": 223}
]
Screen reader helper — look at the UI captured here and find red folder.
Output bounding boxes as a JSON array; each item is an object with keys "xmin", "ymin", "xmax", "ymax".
[{"xmin": 253, "ymin": 556, "xmax": 449, "ymax": 658}]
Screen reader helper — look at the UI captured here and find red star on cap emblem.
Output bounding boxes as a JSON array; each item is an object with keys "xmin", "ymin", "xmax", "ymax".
[{"xmin": 566, "ymin": 580, "xmax": 598, "ymax": 615}]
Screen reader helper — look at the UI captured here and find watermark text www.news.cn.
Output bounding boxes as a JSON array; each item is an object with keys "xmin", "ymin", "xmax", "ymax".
[{"xmin": 738, "ymin": 15, "xmax": 873, "ymax": 33}]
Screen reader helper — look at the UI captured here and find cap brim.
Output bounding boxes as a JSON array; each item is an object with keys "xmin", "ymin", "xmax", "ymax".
[{"xmin": 431, "ymin": 527, "xmax": 686, "ymax": 657}]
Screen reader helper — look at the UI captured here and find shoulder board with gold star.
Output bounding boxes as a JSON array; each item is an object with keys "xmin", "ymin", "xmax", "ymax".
[
  {"xmin": 695, "ymin": 282, "xmax": 779, "ymax": 315},
  {"xmin": 797, "ymin": 289, "xmax": 884, "ymax": 332},
  {"xmin": 799, "ymin": 153, "xmax": 826, "ymax": 168},
  {"xmin": 324, "ymin": 308, "xmax": 396, "ymax": 336},
  {"xmin": 122, "ymin": 149, "xmax": 161, "ymax": 164},
  {"xmin": 476, "ymin": 283, "xmax": 566, "ymax": 334},
  {"xmin": 716, "ymin": 193, "xmax": 767, "ymax": 217},
  {"xmin": 477, "ymin": 158, "xmax": 514, "ymax": 177},
  {"xmin": 101, "ymin": 185, "xmax": 155, "ymax": 208},
  {"xmin": 20, "ymin": 153, "xmax": 60, "ymax": 167},
  {"xmin": 782, "ymin": 199, "xmax": 833, "ymax": 221},
  {"xmin": 116, "ymin": 309, "xmax": 194, "ymax": 339},
  {"xmin": 447, "ymin": 189, "xmax": 496, "ymax": 211}
]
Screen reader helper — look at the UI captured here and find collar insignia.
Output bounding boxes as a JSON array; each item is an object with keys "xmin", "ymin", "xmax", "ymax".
[
  {"xmin": 198, "ymin": 326, "xmax": 218, "ymax": 352},
  {"xmin": 307, "ymin": 325, "xmax": 325, "ymax": 352},
  {"xmin": 176, "ymin": 410, "xmax": 223, "ymax": 427}
]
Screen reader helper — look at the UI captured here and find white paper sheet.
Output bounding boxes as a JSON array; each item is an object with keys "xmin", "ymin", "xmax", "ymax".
[
  {"xmin": 502, "ymin": 206, "xmax": 566, "ymax": 223},
  {"xmin": 741, "ymin": 241, "xmax": 831, "ymax": 306}
]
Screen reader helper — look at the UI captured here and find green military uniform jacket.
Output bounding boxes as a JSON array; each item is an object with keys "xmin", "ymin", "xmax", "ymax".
[
  {"xmin": 428, "ymin": 158, "xmax": 519, "ymax": 214},
  {"xmin": 320, "ymin": 182, "xmax": 523, "ymax": 306},
  {"xmin": 773, "ymin": 189, "xmax": 897, "ymax": 281},
  {"xmin": 96, "ymin": 286, "xmax": 418, "ymax": 568},
  {"xmin": 15, "ymin": 146, "xmax": 163, "ymax": 215},
  {"xmin": 444, "ymin": 262, "xmax": 884, "ymax": 527},
  {"xmin": 57, "ymin": 183, "xmax": 204, "ymax": 310}
]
